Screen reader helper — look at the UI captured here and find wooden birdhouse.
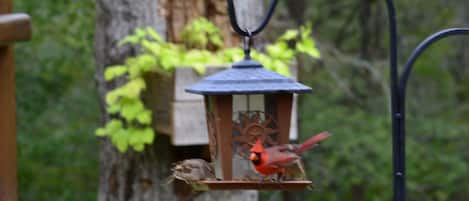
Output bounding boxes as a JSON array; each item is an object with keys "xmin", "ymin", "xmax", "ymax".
[{"xmin": 185, "ymin": 59, "xmax": 313, "ymax": 190}]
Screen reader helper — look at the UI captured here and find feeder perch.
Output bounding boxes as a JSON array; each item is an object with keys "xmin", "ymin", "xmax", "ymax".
[{"xmin": 185, "ymin": 59, "xmax": 313, "ymax": 190}]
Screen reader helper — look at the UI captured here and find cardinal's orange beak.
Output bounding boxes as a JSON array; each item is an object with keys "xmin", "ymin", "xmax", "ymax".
[{"xmin": 249, "ymin": 152, "xmax": 258, "ymax": 161}]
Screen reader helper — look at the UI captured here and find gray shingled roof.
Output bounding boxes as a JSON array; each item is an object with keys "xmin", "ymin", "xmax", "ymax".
[{"xmin": 185, "ymin": 59, "xmax": 312, "ymax": 95}]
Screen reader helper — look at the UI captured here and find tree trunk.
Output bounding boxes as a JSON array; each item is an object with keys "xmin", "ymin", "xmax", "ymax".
[
  {"xmin": 285, "ymin": 0, "xmax": 307, "ymax": 26},
  {"xmin": 95, "ymin": 0, "xmax": 263, "ymax": 201}
]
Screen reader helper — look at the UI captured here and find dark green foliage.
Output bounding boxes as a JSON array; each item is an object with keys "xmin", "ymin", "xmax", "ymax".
[{"xmin": 14, "ymin": 0, "xmax": 98, "ymax": 200}]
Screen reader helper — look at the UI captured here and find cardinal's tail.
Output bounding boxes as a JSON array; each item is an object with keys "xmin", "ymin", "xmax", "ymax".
[{"xmin": 296, "ymin": 131, "xmax": 331, "ymax": 154}]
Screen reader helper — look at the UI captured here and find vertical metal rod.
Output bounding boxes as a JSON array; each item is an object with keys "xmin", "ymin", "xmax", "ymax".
[{"xmin": 384, "ymin": 0, "xmax": 406, "ymax": 201}]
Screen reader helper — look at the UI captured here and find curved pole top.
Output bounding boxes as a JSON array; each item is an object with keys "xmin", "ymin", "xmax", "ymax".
[
  {"xmin": 399, "ymin": 28, "xmax": 469, "ymax": 96},
  {"xmin": 227, "ymin": 0, "xmax": 278, "ymax": 37}
]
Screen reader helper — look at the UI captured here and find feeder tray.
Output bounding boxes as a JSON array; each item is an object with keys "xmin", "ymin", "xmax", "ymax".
[{"xmin": 194, "ymin": 180, "xmax": 313, "ymax": 191}]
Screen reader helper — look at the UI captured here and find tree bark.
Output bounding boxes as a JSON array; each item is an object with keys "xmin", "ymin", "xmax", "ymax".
[
  {"xmin": 285, "ymin": 0, "xmax": 307, "ymax": 26},
  {"xmin": 95, "ymin": 0, "xmax": 263, "ymax": 201}
]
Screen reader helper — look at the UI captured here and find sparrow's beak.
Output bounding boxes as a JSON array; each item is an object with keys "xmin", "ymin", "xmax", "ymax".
[{"xmin": 249, "ymin": 152, "xmax": 258, "ymax": 161}]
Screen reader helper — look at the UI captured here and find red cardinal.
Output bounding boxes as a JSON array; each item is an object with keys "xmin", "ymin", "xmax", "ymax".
[{"xmin": 249, "ymin": 132, "xmax": 331, "ymax": 178}]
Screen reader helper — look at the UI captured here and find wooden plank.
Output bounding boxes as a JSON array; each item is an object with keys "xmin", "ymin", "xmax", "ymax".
[
  {"xmin": 172, "ymin": 101, "xmax": 208, "ymax": 145},
  {"xmin": 0, "ymin": 13, "xmax": 31, "ymax": 45},
  {"xmin": 143, "ymin": 73, "xmax": 174, "ymax": 135},
  {"xmin": 0, "ymin": 1, "xmax": 17, "ymax": 201},
  {"xmin": 174, "ymin": 67, "xmax": 205, "ymax": 101},
  {"xmin": 196, "ymin": 180, "xmax": 312, "ymax": 190}
]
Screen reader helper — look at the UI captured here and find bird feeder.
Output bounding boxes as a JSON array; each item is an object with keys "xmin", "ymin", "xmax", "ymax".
[{"xmin": 185, "ymin": 59, "xmax": 313, "ymax": 190}]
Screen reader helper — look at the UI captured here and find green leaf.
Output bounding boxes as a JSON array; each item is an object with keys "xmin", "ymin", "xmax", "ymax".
[
  {"xmin": 266, "ymin": 44, "xmax": 284, "ymax": 58},
  {"xmin": 193, "ymin": 65, "xmax": 206, "ymax": 74},
  {"xmin": 146, "ymin": 27, "xmax": 163, "ymax": 42},
  {"xmin": 296, "ymin": 24, "xmax": 321, "ymax": 58},
  {"xmin": 135, "ymin": 27, "xmax": 146, "ymax": 38},
  {"xmin": 98, "ymin": 120, "xmax": 124, "ymax": 138},
  {"xmin": 127, "ymin": 127, "xmax": 154, "ymax": 151},
  {"xmin": 142, "ymin": 40, "xmax": 161, "ymax": 56},
  {"xmin": 141, "ymin": 128, "xmax": 155, "ymax": 144},
  {"xmin": 121, "ymin": 100, "xmax": 144, "ymax": 121},
  {"xmin": 95, "ymin": 128, "xmax": 107, "ymax": 136},
  {"xmin": 280, "ymin": 29, "xmax": 299, "ymax": 40},
  {"xmin": 106, "ymin": 104, "xmax": 120, "ymax": 114},
  {"xmin": 112, "ymin": 130, "xmax": 129, "ymax": 153},
  {"xmin": 105, "ymin": 65, "xmax": 127, "ymax": 81},
  {"xmin": 106, "ymin": 120, "xmax": 123, "ymax": 134},
  {"xmin": 272, "ymin": 60, "xmax": 291, "ymax": 76},
  {"xmin": 121, "ymin": 78, "xmax": 146, "ymax": 99},
  {"xmin": 296, "ymin": 38, "xmax": 321, "ymax": 58},
  {"xmin": 220, "ymin": 48, "xmax": 244, "ymax": 62},
  {"xmin": 119, "ymin": 35, "xmax": 139, "ymax": 46},
  {"xmin": 105, "ymin": 89, "xmax": 120, "ymax": 105},
  {"xmin": 137, "ymin": 54, "xmax": 157, "ymax": 72},
  {"xmin": 137, "ymin": 110, "xmax": 152, "ymax": 124},
  {"xmin": 266, "ymin": 41, "xmax": 294, "ymax": 61},
  {"xmin": 210, "ymin": 35, "xmax": 223, "ymax": 48},
  {"xmin": 133, "ymin": 144, "xmax": 145, "ymax": 152},
  {"xmin": 181, "ymin": 17, "xmax": 223, "ymax": 49},
  {"xmin": 128, "ymin": 128, "xmax": 140, "ymax": 144}
]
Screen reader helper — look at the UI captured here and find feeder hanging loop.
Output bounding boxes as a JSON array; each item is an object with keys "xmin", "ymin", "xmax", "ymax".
[
  {"xmin": 227, "ymin": 0, "xmax": 278, "ymax": 37},
  {"xmin": 243, "ymin": 29, "xmax": 253, "ymax": 59}
]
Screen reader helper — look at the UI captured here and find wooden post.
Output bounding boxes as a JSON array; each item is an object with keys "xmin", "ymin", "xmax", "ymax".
[
  {"xmin": 0, "ymin": 1, "xmax": 31, "ymax": 200},
  {"xmin": 276, "ymin": 94, "xmax": 293, "ymax": 145},
  {"xmin": 214, "ymin": 95, "xmax": 233, "ymax": 180}
]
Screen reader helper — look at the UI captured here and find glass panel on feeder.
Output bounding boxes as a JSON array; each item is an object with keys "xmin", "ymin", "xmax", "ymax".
[{"xmin": 232, "ymin": 94, "xmax": 279, "ymax": 180}]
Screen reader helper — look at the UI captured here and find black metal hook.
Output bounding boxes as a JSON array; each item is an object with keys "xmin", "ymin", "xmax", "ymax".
[
  {"xmin": 243, "ymin": 29, "xmax": 253, "ymax": 59},
  {"xmin": 227, "ymin": 0, "xmax": 278, "ymax": 37}
]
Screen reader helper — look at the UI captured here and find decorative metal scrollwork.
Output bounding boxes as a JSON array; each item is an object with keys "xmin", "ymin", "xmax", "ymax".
[{"xmin": 232, "ymin": 111, "xmax": 278, "ymax": 159}]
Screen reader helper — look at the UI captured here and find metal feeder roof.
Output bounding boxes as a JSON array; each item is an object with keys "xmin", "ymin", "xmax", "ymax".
[{"xmin": 185, "ymin": 59, "xmax": 312, "ymax": 95}]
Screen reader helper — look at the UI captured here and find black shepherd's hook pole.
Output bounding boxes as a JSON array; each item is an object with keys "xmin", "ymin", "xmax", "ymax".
[
  {"xmin": 386, "ymin": 0, "xmax": 469, "ymax": 200},
  {"xmin": 393, "ymin": 28, "xmax": 469, "ymax": 201},
  {"xmin": 383, "ymin": 1, "xmax": 406, "ymax": 201}
]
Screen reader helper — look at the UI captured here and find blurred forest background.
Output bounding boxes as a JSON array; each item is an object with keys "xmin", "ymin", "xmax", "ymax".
[{"xmin": 12, "ymin": 0, "xmax": 469, "ymax": 201}]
